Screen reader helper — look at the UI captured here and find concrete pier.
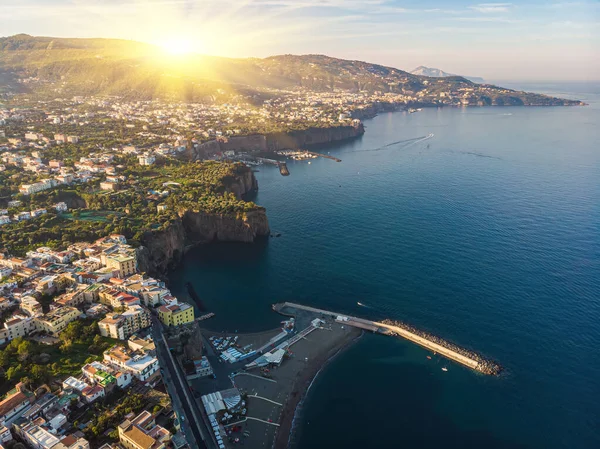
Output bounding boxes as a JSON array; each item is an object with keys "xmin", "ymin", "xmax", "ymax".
[{"xmin": 273, "ymin": 302, "xmax": 500, "ymax": 375}]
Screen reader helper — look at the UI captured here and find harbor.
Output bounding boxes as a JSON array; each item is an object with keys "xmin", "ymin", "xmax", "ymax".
[{"xmin": 273, "ymin": 302, "xmax": 501, "ymax": 375}]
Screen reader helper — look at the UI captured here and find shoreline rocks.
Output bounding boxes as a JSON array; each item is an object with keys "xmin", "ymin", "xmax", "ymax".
[{"xmin": 382, "ymin": 319, "xmax": 502, "ymax": 375}]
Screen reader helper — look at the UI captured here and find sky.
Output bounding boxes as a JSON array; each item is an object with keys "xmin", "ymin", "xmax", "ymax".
[{"xmin": 1, "ymin": 0, "xmax": 599, "ymax": 81}]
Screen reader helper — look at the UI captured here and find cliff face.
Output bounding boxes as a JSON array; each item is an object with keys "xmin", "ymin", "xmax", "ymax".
[
  {"xmin": 351, "ymin": 102, "xmax": 402, "ymax": 120},
  {"xmin": 186, "ymin": 125, "xmax": 364, "ymax": 160},
  {"xmin": 265, "ymin": 124, "xmax": 364, "ymax": 150},
  {"xmin": 225, "ymin": 168, "xmax": 259, "ymax": 200},
  {"xmin": 136, "ymin": 219, "xmax": 187, "ymax": 276},
  {"xmin": 136, "ymin": 169, "xmax": 269, "ymax": 276},
  {"xmin": 181, "ymin": 209, "xmax": 269, "ymax": 243}
]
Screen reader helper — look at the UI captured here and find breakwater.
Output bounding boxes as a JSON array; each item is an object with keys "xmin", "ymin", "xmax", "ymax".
[
  {"xmin": 273, "ymin": 302, "xmax": 501, "ymax": 375},
  {"xmin": 378, "ymin": 319, "xmax": 501, "ymax": 375}
]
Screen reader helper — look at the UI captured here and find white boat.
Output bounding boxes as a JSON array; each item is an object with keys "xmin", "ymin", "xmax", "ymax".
[{"xmin": 442, "ymin": 367, "xmax": 448, "ymax": 372}]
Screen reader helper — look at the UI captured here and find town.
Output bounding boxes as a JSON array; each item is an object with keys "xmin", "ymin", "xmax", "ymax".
[
  {"xmin": 0, "ymin": 235, "xmax": 199, "ymax": 449},
  {"xmin": 0, "ymin": 49, "xmax": 559, "ymax": 449},
  {"xmin": 0, "ymin": 231, "xmax": 369, "ymax": 449}
]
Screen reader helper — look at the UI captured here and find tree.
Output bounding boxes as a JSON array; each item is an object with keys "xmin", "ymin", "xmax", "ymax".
[
  {"xmin": 6, "ymin": 365, "xmax": 23, "ymax": 381},
  {"xmin": 19, "ymin": 376, "xmax": 32, "ymax": 387},
  {"xmin": 17, "ymin": 340, "xmax": 34, "ymax": 361},
  {"xmin": 30, "ymin": 364, "xmax": 49, "ymax": 383},
  {"xmin": 0, "ymin": 350, "xmax": 12, "ymax": 367}
]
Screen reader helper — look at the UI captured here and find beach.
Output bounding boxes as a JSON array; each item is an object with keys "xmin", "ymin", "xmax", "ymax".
[{"xmin": 228, "ymin": 319, "xmax": 363, "ymax": 449}]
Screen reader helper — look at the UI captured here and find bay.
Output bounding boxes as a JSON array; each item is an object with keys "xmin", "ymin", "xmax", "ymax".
[{"xmin": 169, "ymin": 82, "xmax": 600, "ymax": 449}]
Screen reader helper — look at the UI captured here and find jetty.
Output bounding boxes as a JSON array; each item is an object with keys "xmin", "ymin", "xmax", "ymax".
[
  {"xmin": 305, "ymin": 151, "xmax": 341, "ymax": 162},
  {"xmin": 273, "ymin": 302, "xmax": 501, "ymax": 375},
  {"xmin": 278, "ymin": 162, "xmax": 289, "ymax": 176},
  {"xmin": 255, "ymin": 157, "xmax": 290, "ymax": 176}
]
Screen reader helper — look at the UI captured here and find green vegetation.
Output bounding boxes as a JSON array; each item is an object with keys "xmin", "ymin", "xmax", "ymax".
[
  {"xmin": 83, "ymin": 392, "xmax": 146, "ymax": 442},
  {"xmin": 0, "ymin": 319, "xmax": 117, "ymax": 396},
  {"xmin": 0, "ymin": 156, "xmax": 260, "ymax": 255}
]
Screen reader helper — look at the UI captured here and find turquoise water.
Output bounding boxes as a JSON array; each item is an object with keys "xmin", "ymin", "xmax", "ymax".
[{"xmin": 169, "ymin": 82, "xmax": 600, "ymax": 449}]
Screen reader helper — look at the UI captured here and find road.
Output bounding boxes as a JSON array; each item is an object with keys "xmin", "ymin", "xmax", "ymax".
[{"xmin": 151, "ymin": 316, "xmax": 216, "ymax": 449}]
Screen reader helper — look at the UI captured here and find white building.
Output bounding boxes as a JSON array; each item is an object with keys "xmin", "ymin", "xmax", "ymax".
[
  {"xmin": 138, "ymin": 154, "xmax": 155, "ymax": 166},
  {"xmin": 104, "ymin": 346, "xmax": 159, "ymax": 382},
  {"xmin": 30, "ymin": 209, "xmax": 47, "ymax": 218},
  {"xmin": 54, "ymin": 202, "xmax": 68, "ymax": 212},
  {"xmin": 19, "ymin": 179, "xmax": 56, "ymax": 195},
  {"xmin": 3, "ymin": 316, "xmax": 36, "ymax": 342},
  {"xmin": 62, "ymin": 377, "xmax": 88, "ymax": 393}
]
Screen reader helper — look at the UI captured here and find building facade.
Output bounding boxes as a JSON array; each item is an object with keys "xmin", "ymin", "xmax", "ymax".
[{"xmin": 157, "ymin": 303, "xmax": 194, "ymax": 327}]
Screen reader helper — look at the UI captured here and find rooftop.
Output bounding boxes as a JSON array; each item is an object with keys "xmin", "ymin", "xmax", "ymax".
[{"xmin": 121, "ymin": 422, "xmax": 157, "ymax": 449}]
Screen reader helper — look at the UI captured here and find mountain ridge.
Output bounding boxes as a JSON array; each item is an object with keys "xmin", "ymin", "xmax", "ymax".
[{"xmin": 0, "ymin": 34, "xmax": 581, "ymax": 106}]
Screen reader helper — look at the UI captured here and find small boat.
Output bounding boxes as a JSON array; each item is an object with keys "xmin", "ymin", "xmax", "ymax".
[
  {"xmin": 357, "ymin": 301, "xmax": 364, "ymax": 306},
  {"xmin": 427, "ymin": 356, "xmax": 432, "ymax": 360},
  {"xmin": 442, "ymin": 367, "xmax": 448, "ymax": 372},
  {"xmin": 308, "ymin": 161, "xmax": 311, "ymax": 164}
]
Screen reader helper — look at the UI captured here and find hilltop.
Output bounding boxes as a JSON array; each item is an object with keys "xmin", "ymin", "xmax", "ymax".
[{"xmin": 0, "ymin": 34, "xmax": 581, "ymax": 106}]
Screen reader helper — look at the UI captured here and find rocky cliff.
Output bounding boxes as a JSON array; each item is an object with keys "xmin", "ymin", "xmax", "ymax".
[
  {"xmin": 224, "ymin": 167, "xmax": 259, "ymax": 199},
  {"xmin": 186, "ymin": 125, "xmax": 364, "ymax": 160},
  {"xmin": 265, "ymin": 124, "xmax": 364, "ymax": 150},
  {"xmin": 136, "ymin": 169, "xmax": 269, "ymax": 276}
]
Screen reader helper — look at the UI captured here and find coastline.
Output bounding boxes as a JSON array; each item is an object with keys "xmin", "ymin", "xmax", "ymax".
[{"xmin": 275, "ymin": 327, "xmax": 363, "ymax": 449}]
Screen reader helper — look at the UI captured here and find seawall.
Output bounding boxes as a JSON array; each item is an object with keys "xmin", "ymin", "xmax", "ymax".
[{"xmin": 273, "ymin": 302, "xmax": 501, "ymax": 375}]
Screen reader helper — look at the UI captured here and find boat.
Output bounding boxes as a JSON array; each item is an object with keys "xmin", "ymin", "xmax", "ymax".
[
  {"xmin": 442, "ymin": 367, "xmax": 448, "ymax": 372},
  {"xmin": 427, "ymin": 356, "xmax": 432, "ymax": 360},
  {"xmin": 357, "ymin": 302, "xmax": 364, "ymax": 306}
]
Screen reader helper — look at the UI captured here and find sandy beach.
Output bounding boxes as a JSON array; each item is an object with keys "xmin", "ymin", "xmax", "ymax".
[
  {"xmin": 230, "ymin": 318, "xmax": 363, "ymax": 449},
  {"xmin": 277, "ymin": 326, "xmax": 363, "ymax": 449}
]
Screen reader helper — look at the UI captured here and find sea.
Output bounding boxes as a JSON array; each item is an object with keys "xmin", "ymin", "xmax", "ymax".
[{"xmin": 168, "ymin": 81, "xmax": 600, "ymax": 449}]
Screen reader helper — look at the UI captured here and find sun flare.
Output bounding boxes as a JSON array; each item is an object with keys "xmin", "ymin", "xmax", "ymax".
[{"xmin": 160, "ymin": 37, "xmax": 195, "ymax": 55}]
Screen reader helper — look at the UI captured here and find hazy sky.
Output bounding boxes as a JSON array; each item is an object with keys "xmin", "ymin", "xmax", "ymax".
[{"xmin": 2, "ymin": 0, "xmax": 599, "ymax": 81}]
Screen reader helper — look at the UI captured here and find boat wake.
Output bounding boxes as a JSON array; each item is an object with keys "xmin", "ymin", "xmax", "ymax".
[
  {"xmin": 452, "ymin": 150, "xmax": 502, "ymax": 160},
  {"xmin": 353, "ymin": 134, "xmax": 434, "ymax": 153}
]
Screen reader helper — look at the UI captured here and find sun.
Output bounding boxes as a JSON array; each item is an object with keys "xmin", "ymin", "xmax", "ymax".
[{"xmin": 159, "ymin": 37, "xmax": 195, "ymax": 56}]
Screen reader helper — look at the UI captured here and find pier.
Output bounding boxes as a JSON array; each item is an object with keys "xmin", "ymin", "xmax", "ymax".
[
  {"xmin": 255, "ymin": 157, "xmax": 290, "ymax": 176},
  {"xmin": 278, "ymin": 162, "xmax": 289, "ymax": 176},
  {"xmin": 305, "ymin": 151, "xmax": 341, "ymax": 162},
  {"xmin": 273, "ymin": 302, "xmax": 501, "ymax": 375}
]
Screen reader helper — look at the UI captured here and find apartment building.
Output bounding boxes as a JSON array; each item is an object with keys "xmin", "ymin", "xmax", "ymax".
[
  {"xmin": 157, "ymin": 302, "xmax": 194, "ymax": 327},
  {"xmin": 34, "ymin": 307, "xmax": 80, "ymax": 336},
  {"xmin": 98, "ymin": 305, "xmax": 150, "ymax": 340}
]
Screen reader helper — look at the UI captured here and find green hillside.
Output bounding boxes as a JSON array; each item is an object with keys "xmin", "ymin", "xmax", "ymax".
[{"xmin": 0, "ymin": 34, "xmax": 582, "ymax": 105}]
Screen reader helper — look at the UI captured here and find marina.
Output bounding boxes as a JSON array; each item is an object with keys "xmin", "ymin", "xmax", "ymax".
[{"xmin": 273, "ymin": 302, "xmax": 501, "ymax": 375}]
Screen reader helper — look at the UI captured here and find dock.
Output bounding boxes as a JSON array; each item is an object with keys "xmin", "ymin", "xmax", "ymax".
[
  {"xmin": 305, "ymin": 151, "xmax": 341, "ymax": 162},
  {"xmin": 255, "ymin": 157, "xmax": 290, "ymax": 176},
  {"xmin": 278, "ymin": 162, "xmax": 289, "ymax": 176},
  {"xmin": 273, "ymin": 302, "xmax": 501, "ymax": 375}
]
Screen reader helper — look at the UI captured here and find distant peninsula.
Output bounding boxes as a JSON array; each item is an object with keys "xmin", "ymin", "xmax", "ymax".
[{"xmin": 410, "ymin": 65, "xmax": 486, "ymax": 84}]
